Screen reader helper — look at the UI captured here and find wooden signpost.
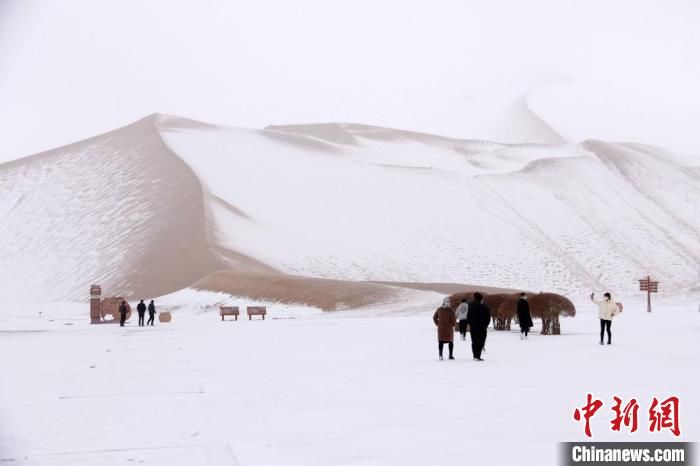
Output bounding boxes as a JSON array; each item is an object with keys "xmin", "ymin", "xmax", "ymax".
[{"xmin": 638, "ymin": 275, "xmax": 659, "ymax": 313}]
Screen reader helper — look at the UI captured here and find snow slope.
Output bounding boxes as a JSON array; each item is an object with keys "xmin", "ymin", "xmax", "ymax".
[
  {"xmin": 158, "ymin": 115, "xmax": 700, "ymax": 294},
  {"xmin": 0, "ymin": 115, "xmax": 225, "ymax": 304},
  {"xmin": 0, "ymin": 114, "xmax": 698, "ymax": 307}
]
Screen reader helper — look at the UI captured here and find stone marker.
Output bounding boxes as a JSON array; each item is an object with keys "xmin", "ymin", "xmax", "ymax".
[{"xmin": 90, "ymin": 285, "xmax": 102, "ymax": 323}]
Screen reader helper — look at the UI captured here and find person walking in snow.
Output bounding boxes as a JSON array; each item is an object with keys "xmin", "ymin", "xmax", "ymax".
[
  {"xmin": 119, "ymin": 301, "xmax": 128, "ymax": 327},
  {"xmin": 433, "ymin": 297, "xmax": 457, "ymax": 360},
  {"xmin": 136, "ymin": 299, "xmax": 147, "ymax": 327},
  {"xmin": 147, "ymin": 300, "xmax": 156, "ymax": 326},
  {"xmin": 517, "ymin": 292, "xmax": 533, "ymax": 339},
  {"xmin": 455, "ymin": 298, "xmax": 469, "ymax": 340},
  {"xmin": 466, "ymin": 292, "xmax": 491, "ymax": 361},
  {"xmin": 591, "ymin": 292, "xmax": 621, "ymax": 345}
]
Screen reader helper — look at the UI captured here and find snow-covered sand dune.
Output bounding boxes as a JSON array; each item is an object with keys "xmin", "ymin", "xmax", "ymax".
[
  {"xmin": 0, "ymin": 116, "xmax": 225, "ymax": 304},
  {"xmin": 1, "ymin": 114, "xmax": 698, "ymax": 308}
]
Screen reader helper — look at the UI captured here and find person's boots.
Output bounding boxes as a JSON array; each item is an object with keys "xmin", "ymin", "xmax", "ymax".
[{"xmin": 520, "ymin": 333, "xmax": 524, "ymax": 340}]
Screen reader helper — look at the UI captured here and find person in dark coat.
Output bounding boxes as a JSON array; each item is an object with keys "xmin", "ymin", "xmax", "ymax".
[
  {"xmin": 119, "ymin": 301, "xmax": 128, "ymax": 327},
  {"xmin": 466, "ymin": 292, "xmax": 491, "ymax": 361},
  {"xmin": 517, "ymin": 292, "xmax": 534, "ymax": 339},
  {"xmin": 136, "ymin": 300, "xmax": 146, "ymax": 327},
  {"xmin": 432, "ymin": 297, "xmax": 457, "ymax": 360},
  {"xmin": 147, "ymin": 300, "xmax": 156, "ymax": 326}
]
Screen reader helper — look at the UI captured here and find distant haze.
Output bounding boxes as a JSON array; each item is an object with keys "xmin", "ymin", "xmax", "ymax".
[{"xmin": 1, "ymin": 0, "xmax": 700, "ymax": 161}]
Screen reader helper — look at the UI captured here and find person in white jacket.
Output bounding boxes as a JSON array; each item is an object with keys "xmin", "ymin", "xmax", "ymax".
[
  {"xmin": 591, "ymin": 292, "xmax": 621, "ymax": 345},
  {"xmin": 455, "ymin": 298, "xmax": 469, "ymax": 340}
]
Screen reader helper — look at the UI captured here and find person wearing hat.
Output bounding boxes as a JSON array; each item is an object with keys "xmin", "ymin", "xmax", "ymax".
[{"xmin": 433, "ymin": 297, "xmax": 457, "ymax": 360}]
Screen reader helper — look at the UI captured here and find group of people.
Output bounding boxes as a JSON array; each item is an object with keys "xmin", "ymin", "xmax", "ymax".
[
  {"xmin": 433, "ymin": 290, "xmax": 621, "ymax": 360},
  {"xmin": 118, "ymin": 299, "xmax": 156, "ymax": 327},
  {"xmin": 432, "ymin": 292, "xmax": 516, "ymax": 361}
]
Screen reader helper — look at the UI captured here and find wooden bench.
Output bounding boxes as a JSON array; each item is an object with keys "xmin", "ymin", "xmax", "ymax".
[
  {"xmin": 247, "ymin": 306, "xmax": 267, "ymax": 320},
  {"xmin": 220, "ymin": 306, "xmax": 240, "ymax": 321}
]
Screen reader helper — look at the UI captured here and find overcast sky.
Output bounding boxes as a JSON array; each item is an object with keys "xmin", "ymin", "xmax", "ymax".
[{"xmin": 1, "ymin": 0, "xmax": 699, "ymax": 160}]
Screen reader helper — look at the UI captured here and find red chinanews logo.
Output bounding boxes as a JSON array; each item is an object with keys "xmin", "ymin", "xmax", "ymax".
[{"xmin": 573, "ymin": 393, "xmax": 680, "ymax": 438}]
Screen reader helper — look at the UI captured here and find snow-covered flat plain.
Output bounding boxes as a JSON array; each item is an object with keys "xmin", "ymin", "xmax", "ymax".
[{"xmin": 1, "ymin": 294, "xmax": 697, "ymax": 465}]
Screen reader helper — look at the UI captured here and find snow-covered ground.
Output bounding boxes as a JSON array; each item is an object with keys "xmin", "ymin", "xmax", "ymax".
[{"xmin": 1, "ymin": 293, "xmax": 697, "ymax": 465}]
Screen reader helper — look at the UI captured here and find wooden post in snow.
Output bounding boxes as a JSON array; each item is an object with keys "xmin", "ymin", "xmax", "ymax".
[{"xmin": 638, "ymin": 276, "xmax": 659, "ymax": 313}]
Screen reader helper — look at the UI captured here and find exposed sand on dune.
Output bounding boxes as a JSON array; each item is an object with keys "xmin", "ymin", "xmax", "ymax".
[
  {"xmin": 191, "ymin": 271, "xmax": 411, "ymax": 311},
  {"xmin": 191, "ymin": 271, "xmax": 519, "ymax": 311},
  {"xmin": 121, "ymin": 117, "xmax": 227, "ymax": 297}
]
